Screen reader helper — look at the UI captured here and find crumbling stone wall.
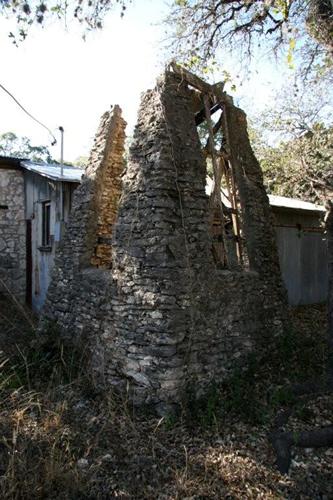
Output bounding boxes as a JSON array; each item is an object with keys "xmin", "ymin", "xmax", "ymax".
[
  {"xmin": 106, "ymin": 72, "xmax": 286, "ymax": 410},
  {"xmin": 89, "ymin": 106, "xmax": 125, "ymax": 268},
  {"xmin": 42, "ymin": 105, "xmax": 126, "ymax": 350},
  {"xmin": 223, "ymin": 103, "xmax": 282, "ymax": 278},
  {"xmin": 43, "ymin": 72, "xmax": 287, "ymax": 412},
  {"xmin": 0, "ymin": 167, "xmax": 26, "ymax": 301},
  {"xmin": 107, "ymin": 73, "xmax": 218, "ymax": 407}
]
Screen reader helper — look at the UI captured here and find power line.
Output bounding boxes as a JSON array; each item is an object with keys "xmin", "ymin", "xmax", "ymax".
[{"xmin": 0, "ymin": 82, "xmax": 57, "ymax": 145}]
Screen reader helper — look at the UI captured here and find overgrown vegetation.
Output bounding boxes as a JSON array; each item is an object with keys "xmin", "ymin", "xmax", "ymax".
[
  {"xmin": 183, "ymin": 307, "xmax": 328, "ymax": 428},
  {"xmin": 249, "ymin": 78, "xmax": 333, "ymax": 204},
  {"xmin": 0, "ymin": 294, "xmax": 331, "ymax": 498},
  {"xmin": 256, "ymin": 124, "xmax": 333, "ymax": 204}
]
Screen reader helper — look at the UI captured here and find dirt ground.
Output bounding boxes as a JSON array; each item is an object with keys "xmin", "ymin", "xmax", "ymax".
[{"xmin": 0, "ymin": 296, "xmax": 332, "ymax": 499}]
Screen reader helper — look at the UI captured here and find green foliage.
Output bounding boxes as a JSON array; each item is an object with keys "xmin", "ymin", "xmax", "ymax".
[
  {"xmin": 0, "ymin": 0, "xmax": 130, "ymax": 43},
  {"xmin": 0, "ymin": 131, "xmax": 54, "ymax": 163},
  {"xmin": 249, "ymin": 80, "xmax": 333, "ymax": 204},
  {"xmin": 269, "ymin": 385, "xmax": 295, "ymax": 408},
  {"xmin": 293, "ymin": 402, "xmax": 315, "ymax": 422},
  {"xmin": 167, "ymin": 0, "xmax": 333, "ymax": 82},
  {"xmin": 183, "ymin": 382, "xmax": 221, "ymax": 427},
  {"xmin": 256, "ymin": 124, "xmax": 333, "ymax": 204},
  {"xmin": 181, "ymin": 307, "xmax": 327, "ymax": 427},
  {"xmin": 0, "ymin": 322, "xmax": 85, "ymax": 392}
]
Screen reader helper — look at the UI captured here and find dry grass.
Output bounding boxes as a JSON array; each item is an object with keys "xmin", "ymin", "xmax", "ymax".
[{"xmin": 0, "ymin": 295, "xmax": 331, "ymax": 499}]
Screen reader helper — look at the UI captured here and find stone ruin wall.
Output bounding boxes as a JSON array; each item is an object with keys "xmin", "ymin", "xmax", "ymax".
[
  {"xmin": 0, "ymin": 168, "xmax": 26, "ymax": 301},
  {"xmin": 89, "ymin": 107, "xmax": 125, "ymax": 268},
  {"xmin": 42, "ymin": 105, "xmax": 126, "ymax": 355},
  {"xmin": 42, "ymin": 72, "xmax": 287, "ymax": 412},
  {"xmin": 223, "ymin": 102, "xmax": 282, "ymax": 279}
]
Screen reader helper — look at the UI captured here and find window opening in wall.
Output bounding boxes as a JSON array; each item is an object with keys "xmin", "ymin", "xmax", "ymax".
[
  {"xmin": 169, "ymin": 63, "xmax": 245, "ymax": 269},
  {"xmin": 42, "ymin": 201, "xmax": 51, "ymax": 247},
  {"xmin": 0, "ymin": 205, "xmax": 9, "ymax": 209}
]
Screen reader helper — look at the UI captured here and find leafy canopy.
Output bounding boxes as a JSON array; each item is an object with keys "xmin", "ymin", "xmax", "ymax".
[
  {"xmin": 167, "ymin": 1, "xmax": 333, "ymax": 80},
  {"xmin": 0, "ymin": 131, "xmax": 54, "ymax": 162},
  {"xmin": 249, "ymin": 76, "xmax": 332, "ymax": 203},
  {"xmin": 0, "ymin": 0, "xmax": 130, "ymax": 43},
  {"xmin": 256, "ymin": 125, "xmax": 333, "ymax": 204}
]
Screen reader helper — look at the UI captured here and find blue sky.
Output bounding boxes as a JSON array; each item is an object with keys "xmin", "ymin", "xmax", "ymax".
[{"xmin": 0, "ymin": 0, "xmax": 294, "ymax": 162}]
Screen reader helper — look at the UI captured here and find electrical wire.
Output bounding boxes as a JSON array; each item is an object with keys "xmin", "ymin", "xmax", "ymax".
[{"xmin": 0, "ymin": 82, "xmax": 57, "ymax": 145}]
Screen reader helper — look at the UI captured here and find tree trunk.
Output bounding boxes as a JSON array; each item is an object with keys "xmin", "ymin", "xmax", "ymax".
[{"xmin": 272, "ymin": 425, "xmax": 333, "ymax": 474}]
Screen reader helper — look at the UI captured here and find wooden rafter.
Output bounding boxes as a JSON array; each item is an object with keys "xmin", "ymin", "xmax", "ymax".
[
  {"xmin": 204, "ymin": 95, "xmax": 228, "ymax": 267},
  {"xmin": 169, "ymin": 63, "xmax": 244, "ymax": 267}
]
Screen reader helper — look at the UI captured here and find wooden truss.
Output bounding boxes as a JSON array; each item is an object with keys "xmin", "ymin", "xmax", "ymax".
[{"xmin": 169, "ymin": 62, "xmax": 244, "ymax": 267}]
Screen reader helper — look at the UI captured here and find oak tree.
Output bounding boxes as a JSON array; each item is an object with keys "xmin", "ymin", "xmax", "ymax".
[{"xmin": 167, "ymin": 1, "xmax": 333, "ymax": 79}]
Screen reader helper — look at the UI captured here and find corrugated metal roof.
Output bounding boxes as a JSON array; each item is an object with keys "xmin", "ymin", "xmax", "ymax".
[
  {"xmin": 20, "ymin": 160, "xmax": 83, "ymax": 183},
  {"xmin": 206, "ymin": 177, "xmax": 325, "ymax": 213},
  {"xmin": 0, "ymin": 155, "xmax": 22, "ymax": 167},
  {"xmin": 268, "ymin": 194, "xmax": 325, "ymax": 212}
]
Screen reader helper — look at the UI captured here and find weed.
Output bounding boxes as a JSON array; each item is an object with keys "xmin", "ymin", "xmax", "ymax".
[
  {"xmin": 269, "ymin": 386, "xmax": 295, "ymax": 408},
  {"xmin": 293, "ymin": 403, "xmax": 315, "ymax": 422},
  {"xmin": 183, "ymin": 382, "xmax": 222, "ymax": 427},
  {"xmin": 0, "ymin": 334, "xmax": 86, "ymax": 393},
  {"xmin": 181, "ymin": 307, "xmax": 328, "ymax": 427},
  {"xmin": 0, "ymin": 297, "xmax": 329, "ymax": 498},
  {"xmin": 164, "ymin": 412, "xmax": 178, "ymax": 430}
]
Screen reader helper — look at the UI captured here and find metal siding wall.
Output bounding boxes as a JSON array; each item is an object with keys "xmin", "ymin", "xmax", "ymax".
[
  {"xmin": 275, "ymin": 227, "xmax": 302, "ymax": 305},
  {"xmin": 24, "ymin": 174, "xmax": 79, "ymax": 311},
  {"xmin": 301, "ymin": 232, "xmax": 328, "ymax": 304},
  {"xmin": 274, "ymin": 210, "xmax": 328, "ymax": 305},
  {"xmin": 25, "ymin": 172, "xmax": 57, "ymax": 311}
]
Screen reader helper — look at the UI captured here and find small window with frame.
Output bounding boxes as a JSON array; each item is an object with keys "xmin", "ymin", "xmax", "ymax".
[{"xmin": 41, "ymin": 201, "xmax": 51, "ymax": 248}]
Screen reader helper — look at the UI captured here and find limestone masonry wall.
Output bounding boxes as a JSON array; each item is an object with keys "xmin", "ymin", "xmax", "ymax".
[
  {"xmin": 43, "ymin": 72, "xmax": 287, "ymax": 413},
  {"xmin": 89, "ymin": 106, "xmax": 126, "ymax": 268},
  {"xmin": 42, "ymin": 106, "xmax": 126, "ymax": 356},
  {"xmin": 0, "ymin": 168, "xmax": 26, "ymax": 301}
]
